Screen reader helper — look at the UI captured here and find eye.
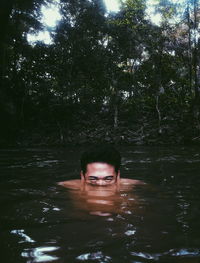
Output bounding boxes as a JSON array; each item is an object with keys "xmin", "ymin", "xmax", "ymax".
[
  {"xmin": 89, "ymin": 176, "xmax": 98, "ymax": 181},
  {"xmin": 104, "ymin": 176, "xmax": 114, "ymax": 181}
]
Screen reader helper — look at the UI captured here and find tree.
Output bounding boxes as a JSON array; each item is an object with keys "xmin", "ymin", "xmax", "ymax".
[{"xmin": 0, "ymin": 0, "xmax": 50, "ymax": 143}]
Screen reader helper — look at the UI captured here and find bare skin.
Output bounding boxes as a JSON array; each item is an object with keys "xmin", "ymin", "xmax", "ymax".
[
  {"xmin": 58, "ymin": 162, "xmax": 144, "ymax": 189},
  {"xmin": 58, "ymin": 162, "xmax": 145, "ymax": 216}
]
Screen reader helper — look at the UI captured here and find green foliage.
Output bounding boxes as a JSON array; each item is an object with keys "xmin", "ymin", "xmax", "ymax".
[{"xmin": 1, "ymin": 0, "xmax": 200, "ymax": 146}]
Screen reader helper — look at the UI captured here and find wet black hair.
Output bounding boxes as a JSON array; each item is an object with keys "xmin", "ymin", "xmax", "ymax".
[{"xmin": 80, "ymin": 145, "xmax": 121, "ymax": 174}]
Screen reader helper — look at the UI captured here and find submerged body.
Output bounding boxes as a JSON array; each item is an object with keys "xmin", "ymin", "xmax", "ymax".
[
  {"xmin": 58, "ymin": 179, "xmax": 145, "ymax": 216},
  {"xmin": 58, "ymin": 162, "xmax": 145, "ymax": 216}
]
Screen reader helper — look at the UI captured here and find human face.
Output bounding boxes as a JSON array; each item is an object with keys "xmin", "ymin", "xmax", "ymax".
[{"xmin": 81, "ymin": 162, "xmax": 120, "ymax": 186}]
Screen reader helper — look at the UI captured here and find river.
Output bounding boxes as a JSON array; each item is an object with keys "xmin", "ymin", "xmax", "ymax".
[{"xmin": 0, "ymin": 146, "xmax": 200, "ymax": 263}]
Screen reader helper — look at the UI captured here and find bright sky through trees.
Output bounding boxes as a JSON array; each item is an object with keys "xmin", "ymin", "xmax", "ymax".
[
  {"xmin": 104, "ymin": 0, "xmax": 120, "ymax": 12},
  {"xmin": 27, "ymin": 0, "xmax": 61, "ymax": 44},
  {"xmin": 27, "ymin": 0, "xmax": 121, "ymax": 44},
  {"xmin": 27, "ymin": 0, "xmax": 184, "ymax": 44}
]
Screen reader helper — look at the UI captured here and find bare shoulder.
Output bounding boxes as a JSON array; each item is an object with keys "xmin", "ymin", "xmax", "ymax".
[
  {"xmin": 57, "ymin": 179, "xmax": 81, "ymax": 189},
  {"xmin": 120, "ymin": 178, "xmax": 146, "ymax": 186}
]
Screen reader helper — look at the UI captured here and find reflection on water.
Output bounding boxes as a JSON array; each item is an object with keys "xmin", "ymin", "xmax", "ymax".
[
  {"xmin": 0, "ymin": 146, "xmax": 200, "ymax": 262},
  {"xmin": 11, "ymin": 229, "xmax": 35, "ymax": 243},
  {"xmin": 130, "ymin": 248, "xmax": 200, "ymax": 261},
  {"xmin": 76, "ymin": 251, "xmax": 112, "ymax": 261},
  {"xmin": 22, "ymin": 246, "xmax": 59, "ymax": 262},
  {"xmin": 67, "ymin": 181, "xmax": 145, "ymax": 217}
]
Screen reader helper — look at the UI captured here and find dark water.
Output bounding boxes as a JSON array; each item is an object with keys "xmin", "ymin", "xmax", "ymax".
[{"xmin": 0, "ymin": 146, "xmax": 200, "ymax": 263}]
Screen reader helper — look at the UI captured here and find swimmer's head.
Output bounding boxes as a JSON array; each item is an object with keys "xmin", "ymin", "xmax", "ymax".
[
  {"xmin": 80, "ymin": 145, "xmax": 121, "ymax": 174},
  {"xmin": 80, "ymin": 145, "xmax": 121, "ymax": 186}
]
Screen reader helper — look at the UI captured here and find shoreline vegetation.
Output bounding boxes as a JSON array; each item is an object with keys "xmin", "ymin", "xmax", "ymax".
[
  {"xmin": 1, "ymin": 0, "xmax": 200, "ymax": 148},
  {"xmin": 2, "ymin": 121, "xmax": 200, "ymax": 147}
]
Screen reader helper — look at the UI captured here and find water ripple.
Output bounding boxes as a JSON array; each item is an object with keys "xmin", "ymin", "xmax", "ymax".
[
  {"xmin": 21, "ymin": 246, "xmax": 59, "ymax": 263},
  {"xmin": 11, "ymin": 229, "xmax": 35, "ymax": 243},
  {"xmin": 76, "ymin": 251, "xmax": 111, "ymax": 262},
  {"xmin": 130, "ymin": 248, "xmax": 200, "ymax": 261}
]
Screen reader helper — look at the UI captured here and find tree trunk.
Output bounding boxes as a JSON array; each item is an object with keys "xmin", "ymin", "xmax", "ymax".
[
  {"xmin": 57, "ymin": 122, "xmax": 64, "ymax": 144},
  {"xmin": 192, "ymin": 0, "xmax": 200, "ymax": 129},
  {"xmin": 156, "ymin": 95, "xmax": 162, "ymax": 134},
  {"xmin": 187, "ymin": 4, "xmax": 192, "ymax": 94},
  {"xmin": 110, "ymin": 76, "xmax": 119, "ymax": 129},
  {"xmin": 114, "ymin": 103, "xmax": 118, "ymax": 129}
]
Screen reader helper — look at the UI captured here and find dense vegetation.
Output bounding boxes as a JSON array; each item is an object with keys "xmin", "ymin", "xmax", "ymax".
[{"xmin": 1, "ymin": 0, "xmax": 200, "ymax": 146}]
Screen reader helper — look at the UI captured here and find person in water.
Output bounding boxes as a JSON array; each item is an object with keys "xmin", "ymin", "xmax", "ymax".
[
  {"xmin": 58, "ymin": 145, "xmax": 145, "ymax": 216},
  {"xmin": 58, "ymin": 145, "xmax": 144, "ymax": 189}
]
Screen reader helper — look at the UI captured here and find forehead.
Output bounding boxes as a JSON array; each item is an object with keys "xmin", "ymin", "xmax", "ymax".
[{"xmin": 86, "ymin": 162, "xmax": 116, "ymax": 174}]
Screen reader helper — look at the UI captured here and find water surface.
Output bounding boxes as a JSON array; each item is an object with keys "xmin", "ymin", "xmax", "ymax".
[{"xmin": 0, "ymin": 146, "xmax": 200, "ymax": 263}]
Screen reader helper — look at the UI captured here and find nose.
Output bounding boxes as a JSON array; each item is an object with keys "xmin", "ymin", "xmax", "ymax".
[{"xmin": 96, "ymin": 180, "xmax": 106, "ymax": 186}]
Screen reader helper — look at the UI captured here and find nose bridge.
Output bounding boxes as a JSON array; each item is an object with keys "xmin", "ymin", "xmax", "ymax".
[{"xmin": 97, "ymin": 178, "xmax": 105, "ymax": 185}]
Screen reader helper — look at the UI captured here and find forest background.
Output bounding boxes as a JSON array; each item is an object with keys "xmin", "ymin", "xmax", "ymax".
[{"xmin": 1, "ymin": 0, "xmax": 200, "ymax": 147}]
